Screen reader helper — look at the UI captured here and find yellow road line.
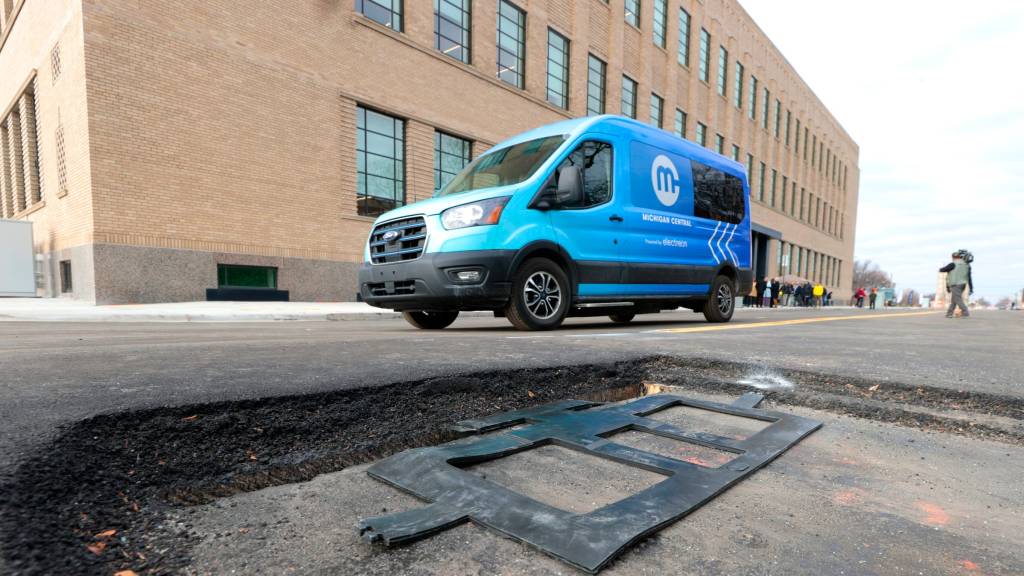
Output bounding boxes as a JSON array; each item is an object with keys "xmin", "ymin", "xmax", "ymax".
[{"xmin": 656, "ymin": 311, "xmax": 936, "ymax": 334}]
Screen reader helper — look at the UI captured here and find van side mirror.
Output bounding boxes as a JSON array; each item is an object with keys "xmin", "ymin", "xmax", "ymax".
[{"xmin": 555, "ymin": 165, "xmax": 583, "ymax": 206}]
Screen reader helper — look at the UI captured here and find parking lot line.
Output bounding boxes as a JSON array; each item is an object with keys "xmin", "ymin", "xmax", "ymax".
[{"xmin": 655, "ymin": 311, "xmax": 936, "ymax": 334}]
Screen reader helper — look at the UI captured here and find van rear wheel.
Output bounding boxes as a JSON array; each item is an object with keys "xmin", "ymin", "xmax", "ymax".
[
  {"xmin": 505, "ymin": 258, "xmax": 570, "ymax": 331},
  {"xmin": 702, "ymin": 275, "xmax": 735, "ymax": 323},
  {"xmin": 402, "ymin": 310, "xmax": 459, "ymax": 329}
]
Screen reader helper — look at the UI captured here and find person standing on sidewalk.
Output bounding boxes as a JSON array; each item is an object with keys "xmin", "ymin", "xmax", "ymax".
[
  {"xmin": 813, "ymin": 283, "xmax": 824, "ymax": 308},
  {"xmin": 770, "ymin": 279, "xmax": 781, "ymax": 308},
  {"xmin": 869, "ymin": 287, "xmax": 878, "ymax": 310},
  {"xmin": 854, "ymin": 287, "xmax": 866, "ymax": 307},
  {"xmin": 939, "ymin": 252, "xmax": 973, "ymax": 318}
]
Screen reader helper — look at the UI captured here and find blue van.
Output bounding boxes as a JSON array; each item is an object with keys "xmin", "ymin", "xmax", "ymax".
[{"xmin": 358, "ymin": 115, "xmax": 752, "ymax": 330}]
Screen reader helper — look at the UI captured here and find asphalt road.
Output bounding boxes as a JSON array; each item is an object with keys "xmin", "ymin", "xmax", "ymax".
[
  {"xmin": 1, "ymin": 307, "xmax": 1021, "ymax": 477},
  {"xmin": 1, "ymin": 308, "xmax": 1022, "ymax": 575}
]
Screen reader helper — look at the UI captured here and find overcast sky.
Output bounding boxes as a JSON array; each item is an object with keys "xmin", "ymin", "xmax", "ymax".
[{"xmin": 739, "ymin": 0, "xmax": 1024, "ymax": 301}]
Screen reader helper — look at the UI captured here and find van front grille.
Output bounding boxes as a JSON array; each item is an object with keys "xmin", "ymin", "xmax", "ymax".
[{"xmin": 369, "ymin": 216, "xmax": 427, "ymax": 264}]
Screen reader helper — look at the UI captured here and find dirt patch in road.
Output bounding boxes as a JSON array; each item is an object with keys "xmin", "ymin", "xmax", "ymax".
[{"xmin": 2, "ymin": 355, "xmax": 1021, "ymax": 575}]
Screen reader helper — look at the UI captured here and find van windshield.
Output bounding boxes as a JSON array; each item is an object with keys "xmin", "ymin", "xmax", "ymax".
[{"xmin": 439, "ymin": 135, "xmax": 566, "ymax": 196}]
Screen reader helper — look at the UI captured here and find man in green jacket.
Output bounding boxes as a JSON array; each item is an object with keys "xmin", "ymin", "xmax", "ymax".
[{"xmin": 939, "ymin": 252, "xmax": 973, "ymax": 318}]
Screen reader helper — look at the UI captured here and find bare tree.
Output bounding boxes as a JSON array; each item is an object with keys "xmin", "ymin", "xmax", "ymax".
[
  {"xmin": 974, "ymin": 297, "xmax": 991, "ymax": 308},
  {"xmin": 852, "ymin": 259, "xmax": 894, "ymax": 291}
]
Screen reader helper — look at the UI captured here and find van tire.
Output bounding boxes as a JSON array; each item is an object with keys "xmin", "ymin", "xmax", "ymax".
[
  {"xmin": 609, "ymin": 313, "xmax": 635, "ymax": 323},
  {"xmin": 702, "ymin": 275, "xmax": 735, "ymax": 323},
  {"xmin": 505, "ymin": 258, "xmax": 570, "ymax": 331},
  {"xmin": 402, "ymin": 310, "xmax": 459, "ymax": 329}
]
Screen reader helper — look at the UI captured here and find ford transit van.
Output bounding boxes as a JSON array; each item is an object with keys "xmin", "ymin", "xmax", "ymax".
[{"xmin": 358, "ymin": 115, "xmax": 752, "ymax": 330}]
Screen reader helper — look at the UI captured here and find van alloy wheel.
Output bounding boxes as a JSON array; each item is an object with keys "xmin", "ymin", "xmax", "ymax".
[
  {"xmin": 505, "ymin": 258, "xmax": 570, "ymax": 331},
  {"xmin": 702, "ymin": 275, "xmax": 735, "ymax": 323},
  {"xmin": 524, "ymin": 271, "xmax": 562, "ymax": 320},
  {"xmin": 716, "ymin": 283, "xmax": 734, "ymax": 316}
]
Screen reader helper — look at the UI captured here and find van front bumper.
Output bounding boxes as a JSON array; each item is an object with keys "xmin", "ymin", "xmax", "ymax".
[{"xmin": 358, "ymin": 250, "xmax": 515, "ymax": 311}]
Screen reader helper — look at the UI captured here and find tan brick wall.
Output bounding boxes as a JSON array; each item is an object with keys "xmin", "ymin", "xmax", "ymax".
[
  {"xmin": 1, "ymin": 0, "xmax": 860, "ymax": 302},
  {"xmin": 0, "ymin": 0, "xmax": 97, "ymax": 297}
]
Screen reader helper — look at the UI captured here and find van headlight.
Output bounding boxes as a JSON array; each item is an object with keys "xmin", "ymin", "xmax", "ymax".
[{"xmin": 440, "ymin": 197, "xmax": 510, "ymax": 230}]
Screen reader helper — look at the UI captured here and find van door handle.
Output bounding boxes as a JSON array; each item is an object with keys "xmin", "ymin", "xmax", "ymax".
[{"xmin": 609, "ymin": 214, "xmax": 624, "ymax": 222}]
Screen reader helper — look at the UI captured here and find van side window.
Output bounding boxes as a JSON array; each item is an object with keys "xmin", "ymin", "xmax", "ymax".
[
  {"xmin": 691, "ymin": 161, "xmax": 745, "ymax": 224},
  {"xmin": 553, "ymin": 141, "xmax": 613, "ymax": 208}
]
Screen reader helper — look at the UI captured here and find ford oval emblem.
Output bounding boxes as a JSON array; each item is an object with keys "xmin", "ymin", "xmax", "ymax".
[{"xmin": 383, "ymin": 230, "xmax": 400, "ymax": 242}]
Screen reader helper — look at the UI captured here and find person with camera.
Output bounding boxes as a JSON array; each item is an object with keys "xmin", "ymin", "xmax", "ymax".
[{"xmin": 939, "ymin": 250, "xmax": 973, "ymax": 318}]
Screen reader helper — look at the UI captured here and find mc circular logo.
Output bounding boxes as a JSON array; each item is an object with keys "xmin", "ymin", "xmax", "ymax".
[{"xmin": 650, "ymin": 154, "xmax": 680, "ymax": 207}]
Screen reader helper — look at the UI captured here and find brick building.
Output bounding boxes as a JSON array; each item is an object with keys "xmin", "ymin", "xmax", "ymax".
[{"xmin": 0, "ymin": 0, "xmax": 858, "ymax": 303}]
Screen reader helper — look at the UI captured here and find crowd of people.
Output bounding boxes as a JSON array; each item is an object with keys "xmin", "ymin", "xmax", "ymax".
[{"xmin": 751, "ymin": 278, "xmax": 832, "ymax": 308}]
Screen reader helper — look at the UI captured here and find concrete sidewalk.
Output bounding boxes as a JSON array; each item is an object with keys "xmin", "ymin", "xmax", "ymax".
[{"xmin": 0, "ymin": 298, "xmax": 402, "ymax": 322}]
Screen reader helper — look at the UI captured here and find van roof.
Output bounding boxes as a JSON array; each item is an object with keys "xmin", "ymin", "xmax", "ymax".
[{"xmin": 489, "ymin": 115, "xmax": 746, "ymax": 180}]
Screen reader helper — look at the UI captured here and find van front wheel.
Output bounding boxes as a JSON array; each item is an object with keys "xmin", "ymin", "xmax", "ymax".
[
  {"xmin": 702, "ymin": 276, "xmax": 735, "ymax": 323},
  {"xmin": 402, "ymin": 310, "xmax": 459, "ymax": 329},
  {"xmin": 505, "ymin": 258, "xmax": 570, "ymax": 331}
]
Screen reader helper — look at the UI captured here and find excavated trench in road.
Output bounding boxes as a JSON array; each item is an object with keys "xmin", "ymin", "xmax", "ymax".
[{"xmin": 2, "ymin": 356, "xmax": 1023, "ymax": 576}]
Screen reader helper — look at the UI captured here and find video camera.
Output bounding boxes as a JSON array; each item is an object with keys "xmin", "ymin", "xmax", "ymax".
[{"xmin": 954, "ymin": 249, "xmax": 974, "ymax": 264}]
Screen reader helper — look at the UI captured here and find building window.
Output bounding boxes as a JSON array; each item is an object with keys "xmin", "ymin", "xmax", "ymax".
[
  {"xmin": 1, "ymin": 79, "xmax": 43, "ymax": 217},
  {"xmin": 747, "ymin": 74, "xmax": 756, "ymax": 118},
  {"xmin": 785, "ymin": 110, "xmax": 792, "ymax": 145},
  {"xmin": 621, "ymin": 75, "xmax": 637, "ymax": 118},
  {"xmin": 356, "ymin": 106, "xmax": 405, "ymax": 217},
  {"xmin": 698, "ymin": 29, "xmax": 711, "ymax": 83},
  {"xmin": 795, "ymin": 119, "xmax": 801, "ymax": 151},
  {"xmin": 746, "ymin": 154, "xmax": 753, "ymax": 184},
  {"xmin": 652, "ymin": 0, "xmax": 667, "ymax": 47},
  {"xmin": 811, "ymin": 134, "xmax": 817, "ymax": 166},
  {"xmin": 435, "ymin": 0, "xmax": 471, "ymax": 63},
  {"xmin": 649, "ymin": 93, "xmax": 663, "ymax": 128},
  {"xmin": 791, "ymin": 182, "xmax": 797, "ymax": 216},
  {"xmin": 758, "ymin": 162, "xmax": 766, "ymax": 202},
  {"xmin": 780, "ymin": 176, "xmax": 788, "ymax": 212},
  {"xmin": 695, "ymin": 122, "xmax": 707, "ymax": 147},
  {"xmin": 674, "ymin": 108, "xmax": 686, "ymax": 138},
  {"xmin": 770, "ymin": 169, "xmax": 777, "ymax": 207},
  {"xmin": 587, "ymin": 54, "xmax": 606, "ymax": 115},
  {"xmin": 733, "ymin": 61, "xmax": 744, "ymax": 108},
  {"xmin": 435, "ymin": 131, "xmax": 471, "ymax": 193},
  {"xmin": 546, "ymin": 29, "xmax": 569, "ymax": 108},
  {"xmin": 59, "ymin": 260, "xmax": 72, "ymax": 293},
  {"xmin": 677, "ymin": 9, "xmax": 690, "ymax": 66},
  {"xmin": 496, "ymin": 0, "xmax": 526, "ymax": 89},
  {"xmin": 762, "ymin": 88, "xmax": 770, "ymax": 130},
  {"xmin": 730, "ymin": 144, "xmax": 739, "ymax": 161},
  {"xmin": 717, "ymin": 46, "xmax": 728, "ymax": 97},
  {"xmin": 769, "ymin": 101, "xmax": 781, "ymax": 139},
  {"xmin": 714, "ymin": 134, "xmax": 724, "ymax": 154},
  {"xmin": 804, "ymin": 127, "xmax": 809, "ymax": 160},
  {"xmin": 217, "ymin": 264, "xmax": 278, "ymax": 289},
  {"xmin": 624, "ymin": 0, "xmax": 640, "ymax": 27},
  {"xmin": 799, "ymin": 188, "xmax": 806, "ymax": 220},
  {"xmin": 356, "ymin": 0, "xmax": 403, "ymax": 31}
]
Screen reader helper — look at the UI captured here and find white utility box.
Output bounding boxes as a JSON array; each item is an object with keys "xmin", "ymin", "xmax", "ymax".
[{"xmin": 0, "ymin": 220, "xmax": 36, "ymax": 297}]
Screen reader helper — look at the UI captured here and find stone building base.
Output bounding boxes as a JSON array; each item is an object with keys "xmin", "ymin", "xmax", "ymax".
[{"xmin": 41, "ymin": 244, "xmax": 361, "ymax": 304}]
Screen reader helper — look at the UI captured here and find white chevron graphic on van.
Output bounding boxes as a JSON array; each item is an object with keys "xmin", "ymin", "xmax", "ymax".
[
  {"xmin": 715, "ymin": 223, "xmax": 730, "ymax": 264},
  {"xmin": 707, "ymin": 221, "xmax": 722, "ymax": 264},
  {"xmin": 724, "ymin": 224, "xmax": 739, "ymax": 264}
]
